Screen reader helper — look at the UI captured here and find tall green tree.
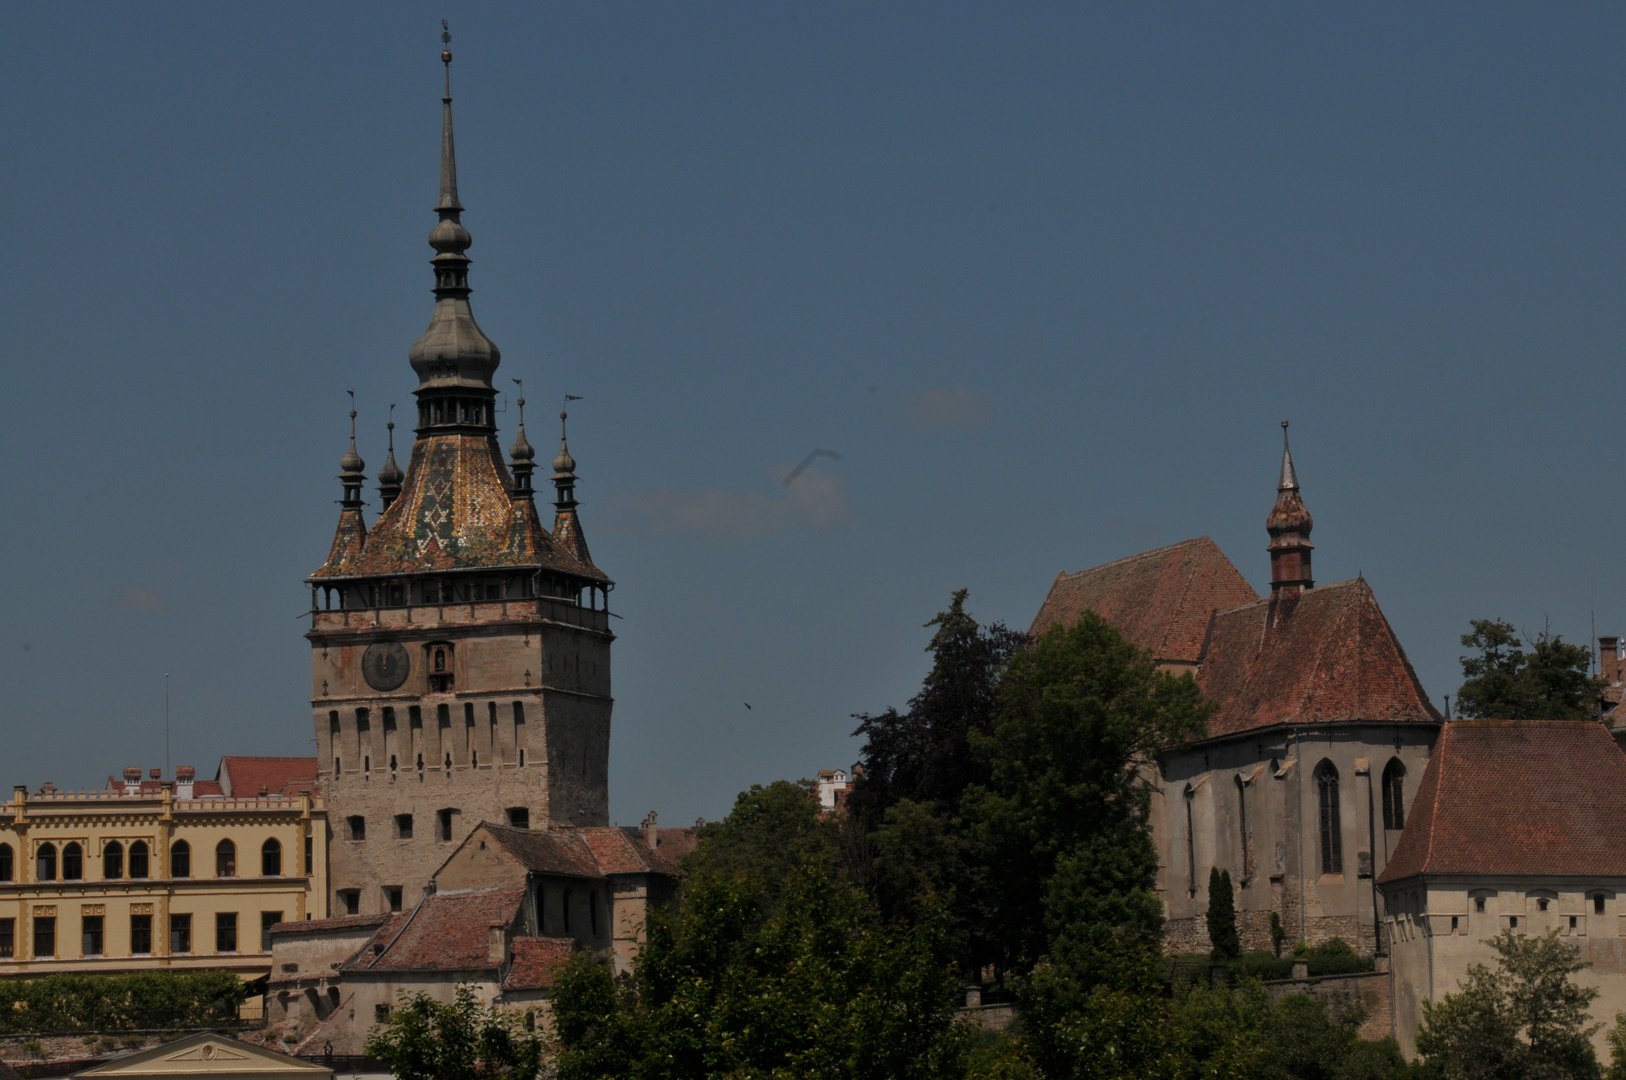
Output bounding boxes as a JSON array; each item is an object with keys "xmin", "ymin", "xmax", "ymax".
[
  {"xmin": 363, "ymin": 985, "xmax": 545, "ymax": 1080},
  {"xmin": 1416, "ymin": 929, "xmax": 1600, "ymax": 1080},
  {"xmin": 1206, "ymin": 868, "xmax": 1240, "ymax": 961},
  {"xmin": 1456, "ymin": 618, "xmax": 1603, "ymax": 721},
  {"xmin": 550, "ymin": 867, "xmax": 968, "ymax": 1080},
  {"xmin": 962, "ymin": 612, "xmax": 1211, "ymax": 981},
  {"xmin": 683, "ymin": 779, "xmax": 840, "ymax": 905}
]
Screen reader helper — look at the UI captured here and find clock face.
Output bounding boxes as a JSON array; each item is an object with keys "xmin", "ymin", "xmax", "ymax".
[{"xmin": 362, "ymin": 641, "xmax": 411, "ymax": 692}]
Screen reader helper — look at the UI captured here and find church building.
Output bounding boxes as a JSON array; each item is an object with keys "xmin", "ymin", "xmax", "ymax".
[
  {"xmin": 1030, "ymin": 426, "xmax": 1441, "ymax": 954},
  {"xmin": 304, "ymin": 39, "xmax": 615, "ymax": 917}
]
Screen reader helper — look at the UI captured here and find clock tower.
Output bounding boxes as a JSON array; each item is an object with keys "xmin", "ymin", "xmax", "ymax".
[{"xmin": 305, "ymin": 38, "xmax": 613, "ymax": 915}]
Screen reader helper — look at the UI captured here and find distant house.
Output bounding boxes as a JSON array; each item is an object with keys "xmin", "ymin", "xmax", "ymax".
[
  {"xmin": 268, "ymin": 817, "xmax": 695, "ymax": 1053},
  {"xmin": 1378, "ymin": 719, "xmax": 1626, "ymax": 1060}
]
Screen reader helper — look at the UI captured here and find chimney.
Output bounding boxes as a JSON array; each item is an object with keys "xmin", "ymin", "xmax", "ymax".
[
  {"xmin": 1602, "ymin": 636, "xmax": 1620, "ymax": 683},
  {"xmin": 175, "ymin": 766, "xmax": 195, "ymax": 800},
  {"xmin": 641, "ymin": 811, "xmax": 659, "ymax": 851},
  {"xmin": 122, "ymin": 767, "xmax": 142, "ymax": 796},
  {"xmin": 488, "ymin": 925, "xmax": 507, "ymax": 965},
  {"xmin": 149, "ymin": 769, "xmax": 161, "ymax": 780}
]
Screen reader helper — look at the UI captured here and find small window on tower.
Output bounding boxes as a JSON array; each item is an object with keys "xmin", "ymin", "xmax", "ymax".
[
  {"xmin": 507, "ymin": 808, "xmax": 529, "ymax": 830},
  {"xmin": 1476, "ymin": 897, "xmax": 1486, "ymax": 913},
  {"xmin": 347, "ymin": 816, "xmax": 366, "ymax": 842},
  {"xmin": 1597, "ymin": 895, "xmax": 1608, "ymax": 915},
  {"xmin": 396, "ymin": 814, "xmax": 413, "ymax": 839}
]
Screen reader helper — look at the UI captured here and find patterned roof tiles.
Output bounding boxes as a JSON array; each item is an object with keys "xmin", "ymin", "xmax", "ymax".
[
  {"xmin": 218, "ymin": 757, "xmax": 318, "ymax": 798},
  {"xmin": 1378, "ymin": 720, "xmax": 1626, "ymax": 882},
  {"xmin": 1029, "ymin": 538, "xmax": 1260, "ymax": 664}
]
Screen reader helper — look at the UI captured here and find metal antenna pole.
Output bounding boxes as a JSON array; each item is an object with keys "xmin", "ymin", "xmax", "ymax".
[{"xmin": 164, "ymin": 674, "xmax": 171, "ymax": 779}]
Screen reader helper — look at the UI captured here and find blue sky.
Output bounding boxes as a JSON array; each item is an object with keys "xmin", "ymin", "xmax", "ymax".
[{"xmin": 4, "ymin": 4, "xmax": 1625, "ymax": 823}]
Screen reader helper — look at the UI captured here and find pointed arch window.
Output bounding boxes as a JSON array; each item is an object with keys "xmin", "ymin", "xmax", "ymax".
[
  {"xmin": 216, "ymin": 840, "xmax": 236, "ymax": 879},
  {"xmin": 1236, "ymin": 775, "xmax": 1250, "ymax": 885},
  {"xmin": 1315, "ymin": 760, "xmax": 1343, "ymax": 875},
  {"xmin": 262, "ymin": 839, "xmax": 282, "ymax": 877},
  {"xmin": 129, "ymin": 840, "xmax": 149, "ymax": 879},
  {"xmin": 104, "ymin": 841, "xmax": 124, "ymax": 880},
  {"xmin": 0, "ymin": 843, "xmax": 11, "ymax": 882},
  {"xmin": 171, "ymin": 840, "xmax": 191, "ymax": 879},
  {"xmin": 1382, "ymin": 759, "xmax": 1407, "ymax": 831},
  {"xmin": 1184, "ymin": 784, "xmax": 1197, "ymax": 897},
  {"xmin": 62, "ymin": 843, "xmax": 83, "ymax": 881},
  {"xmin": 36, "ymin": 843, "xmax": 55, "ymax": 882}
]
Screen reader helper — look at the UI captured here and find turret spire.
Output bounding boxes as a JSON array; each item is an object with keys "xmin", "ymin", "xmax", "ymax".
[
  {"xmin": 377, "ymin": 405, "xmax": 404, "ymax": 511},
  {"xmin": 338, "ymin": 396, "xmax": 366, "ymax": 509},
  {"xmin": 1266, "ymin": 420, "xmax": 1314, "ymax": 596},
  {"xmin": 407, "ymin": 23, "xmax": 501, "ymax": 432},
  {"xmin": 508, "ymin": 379, "xmax": 536, "ymax": 498},
  {"xmin": 550, "ymin": 396, "xmax": 595, "ymax": 568}
]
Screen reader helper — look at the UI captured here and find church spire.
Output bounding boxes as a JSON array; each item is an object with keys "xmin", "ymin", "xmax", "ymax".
[
  {"xmin": 407, "ymin": 24, "xmax": 501, "ymax": 432},
  {"xmin": 551, "ymin": 401, "xmax": 594, "ymax": 567},
  {"xmin": 1266, "ymin": 420, "xmax": 1314, "ymax": 596}
]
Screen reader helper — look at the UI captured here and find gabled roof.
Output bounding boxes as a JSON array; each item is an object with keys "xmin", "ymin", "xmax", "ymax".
[
  {"xmin": 1029, "ymin": 538, "xmax": 1260, "ymax": 664},
  {"xmin": 1378, "ymin": 720, "xmax": 1626, "ymax": 883},
  {"xmin": 443, "ymin": 822, "xmax": 699, "ymax": 882},
  {"xmin": 348, "ymin": 890, "xmax": 523, "ymax": 972},
  {"xmin": 72, "ymin": 1032, "xmax": 331, "ymax": 1077},
  {"xmin": 218, "ymin": 757, "xmax": 318, "ymax": 798},
  {"xmin": 580, "ymin": 826, "xmax": 695, "ymax": 876},
  {"xmin": 1196, "ymin": 578, "xmax": 1441, "ymax": 737}
]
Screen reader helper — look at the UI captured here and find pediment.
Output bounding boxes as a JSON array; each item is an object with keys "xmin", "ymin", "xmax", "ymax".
[{"xmin": 73, "ymin": 1032, "xmax": 331, "ymax": 1077}]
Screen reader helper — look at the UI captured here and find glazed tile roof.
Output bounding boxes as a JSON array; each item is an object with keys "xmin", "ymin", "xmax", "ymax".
[
  {"xmin": 218, "ymin": 757, "xmax": 318, "ymax": 798},
  {"xmin": 1196, "ymin": 579, "xmax": 1440, "ymax": 737},
  {"xmin": 1029, "ymin": 538, "xmax": 1260, "ymax": 664},
  {"xmin": 312, "ymin": 434, "xmax": 606, "ymax": 582},
  {"xmin": 1378, "ymin": 720, "xmax": 1626, "ymax": 883},
  {"xmin": 352, "ymin": 890, "xmax": 524, "ymax": 972},
  {"xmin": 504, "ymin": 937, "xmax": 575, "ymax": 990}
]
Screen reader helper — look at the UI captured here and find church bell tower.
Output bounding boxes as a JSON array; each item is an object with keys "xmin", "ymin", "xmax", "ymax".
[{"xmin": 305, "ymin": 33, "xmax": 613, "ymax": 915}]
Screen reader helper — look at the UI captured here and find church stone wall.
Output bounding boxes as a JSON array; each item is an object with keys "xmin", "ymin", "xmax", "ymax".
[{"xmin": 1155, "ymin": 723, "xmax": 1436, "ymax": 957}]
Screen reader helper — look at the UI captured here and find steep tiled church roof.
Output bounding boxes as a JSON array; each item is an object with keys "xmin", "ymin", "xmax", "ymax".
[
  {"xmin": 1029, "ymin": 537, "xmax": 1259, "ymax": 664},
  {"xmin": 1378, "ymin": 720, "xmax": 1626, "ymax": 882},
  {"xmin": 1197, "ymin": 579, "xmax": 1439, "ymax": 737}
]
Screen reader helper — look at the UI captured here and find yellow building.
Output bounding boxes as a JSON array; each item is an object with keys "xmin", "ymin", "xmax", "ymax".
[{"xmin": 0, "ymin": 760, "xmax": 328, "ymax": 979}]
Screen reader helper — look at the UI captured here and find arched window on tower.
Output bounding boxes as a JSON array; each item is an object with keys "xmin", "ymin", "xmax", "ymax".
[
  {"xmin": 0, "ymin": 843, "xmax": 11, "ymax": 882},
  {"xmin": 104, "ymin": 841, "xmax": 124, "ymax": 880},
  {"xmin": 1235, "ymin": 775, "xmax": 1250, "ymax": 885},
  {"xmin": 171, "ymin": 840, "xmax": 191, "ymax": 878},
  {"xmin": 62, "ymin": 843, "xmax": 83, "ymax": 881},
  {"xmin": 1315, "ymin": 760, "xmax": 1343, "ymax": 875},
  {"xmin": 216, "ymin": 840, "xmax": 236, "ymax": 879},
  {"xmin": 262, "ymin": 839, "xmax": 282, "ymax": 877},
  {"xmin": 36, "ymin": 843, "xmax": 57, "ymax": 882},
  {"xmin": 129, "ymin": 840, "xmax": 149, "ymax": 879},
  {"xmin": 1382, "ymin": 758, "xmax": 1407, "ymax": 831}
]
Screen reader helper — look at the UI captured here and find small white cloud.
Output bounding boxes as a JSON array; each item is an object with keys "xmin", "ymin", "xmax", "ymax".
[
  {"xmin": 605, "ymin": 468, "xmax": 850, "ymax": 540},
  {"xmin": 903, "ymin": 386, "xmax": 992, "ymax": 431},
  {"xmin": 116, "ymin": 586, "xmax": 165, "ymax": 613}
]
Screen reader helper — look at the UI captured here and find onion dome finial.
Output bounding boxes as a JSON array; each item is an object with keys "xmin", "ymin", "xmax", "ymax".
[
  {"xmin": 377, "ymin": 405, "xmax": 405, "ymax": 511},
  {"xmin": 338, "ymin": 396, "xmax": 367, "ymax": 509},
  {"xmin": 508, "ymin": 381, "xmax": 536, "ymax": 498}
]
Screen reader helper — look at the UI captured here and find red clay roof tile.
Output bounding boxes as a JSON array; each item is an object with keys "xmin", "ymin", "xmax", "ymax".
[
  {"xmin": 1029, "ymin": 538, "xmax": 1259, "ymax": 664},
  {"xmin": 1378, "ymin": 720, "xmax": 1626, "ymax": 883},
  {"xmin": 503, "ymin": 937, "xmax": 575, "ymax": 990},
  {"xmin": 356, "ymin": 890, "xmax": 523, "ymax": 972},
  {"xmin": 219, "ymin": 758, "xmax": 319, "ymax": 798}
]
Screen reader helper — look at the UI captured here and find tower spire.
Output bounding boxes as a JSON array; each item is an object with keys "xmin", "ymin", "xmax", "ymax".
[
  {"xmin": 551, "ymin": 396, "xmax": 595, "ymax": 567},
  {"xmin": 508, "ymin": 380, "xmax": 536, "ymax": 498},
  {"xmin": 407, "ymin": 22, "xmax": 501, "ymax": 432},
  {"xmin": 1266, "ymin": 420, "xmax": 1314, "ymax": 596},
  {"xmin": 377, "ymin": 405, "xmax": 404, "ymax": 511},
  {"xmin": 339, "ymin": 395, "xmax": 366, "ymax": 509}
]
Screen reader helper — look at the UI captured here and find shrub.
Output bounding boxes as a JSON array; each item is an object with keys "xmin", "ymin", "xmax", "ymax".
[{"xmin": 0, "ymin": 971, "xmax": 248, "ymax": 1034}]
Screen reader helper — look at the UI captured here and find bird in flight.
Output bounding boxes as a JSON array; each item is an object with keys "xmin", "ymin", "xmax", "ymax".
[
  {"xmin": 782, "ymin": 448, "xmax": 841, "ymax": 487},
  {"xmin": 744, "ymin": 703, "xmax": 752, "ymax": 710}
]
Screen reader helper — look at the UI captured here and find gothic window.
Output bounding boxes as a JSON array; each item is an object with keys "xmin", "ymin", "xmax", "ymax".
[
  {"xmin": 129, "ymin": 841, "xmax": 149, "ymax": 879},
  {"xmin": 564, "ymin": 888, "xmax": 573, "ymax": 933},
  {"xmin": 36, "ymin": 843, "xmax": 57, "ymax": 882},
  {"xmin": 1236, "ymin": 775, "xmax": 1249, "ymax": 884},
  {"xmin": 1315, "ymin": 760, "xmax": 1343, "ymax": 875},
  {"xmin": 216, "ymin": 840, "xmax": 237, "ymax": 878},
  {"xmin": 172, "ymin": 841, "xmax": 191, "ymax": 878},
  {"xmin": 262, "ymin": 839, "xmax": 282, "ymax": 877},
  {"xmin": 0, "ymin": 843, "xmax": 11, "ymax": 882},
  {"xmin": 1183, "ymin": 784, "xmax": 1196, "ymax": 897},
  {"xmin": 62, "ymin": 843, "xmax": 83, "ymax": 881},
  {"xmin": 1382, "ymin": 759, "xmax": 1406, "ymax": 831},
  {"xmin": 104, "ymin": 841, "xmax": 124, "ymax": 880}
]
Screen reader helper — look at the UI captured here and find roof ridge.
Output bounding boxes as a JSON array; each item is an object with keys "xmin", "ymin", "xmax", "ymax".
[
  {"xmin": 1420, "ymin": 725, "xmax": 1447, "ymax": 875},
  {"xmin": 1056, "ymin": 537, "xmax": 1214, "ymax": 580}
]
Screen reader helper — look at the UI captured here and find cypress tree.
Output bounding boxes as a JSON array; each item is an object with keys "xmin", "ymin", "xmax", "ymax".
[{"xmin": 1206, "ymin": 867, "xmax": 1240, "ymax": 960}]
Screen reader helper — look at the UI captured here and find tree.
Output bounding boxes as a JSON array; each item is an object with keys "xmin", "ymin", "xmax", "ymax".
[
  {"xmin": 1416, "ymin": 929, "xmax": 1600, "ymax": 1080},
  {"xmin": 1206, "ymin": 868, "xmax": 1240, "ymax": 961},
  {"xmin": 550, "ymin": 866, "xmax": 969, "ymax": 1080},
  {"xmin": 1456, "ymin": 618, "xmax": 1603, "ymax": 722},
  {"xmin": 849, "ymin": 590, "xmax": 1024, "ymax": 830},
  {"xmin": 682, "ymin": 779, "xmax": 840, "ymax": 904},
  {"xmin": 363, "ymin": 984, "xmax": 544, "ymax": 1080},
  {"xmin": 962, "ymin": 612, "xmax": 1211, "ymax": 980}
]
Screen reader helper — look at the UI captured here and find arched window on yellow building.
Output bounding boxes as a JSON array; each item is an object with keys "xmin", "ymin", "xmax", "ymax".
[
  {"xmin": 261, "ymin": 839, "xmax": 281, "ymax": 877},
  {"xmin": 216, "ymin": 840, "xmax": 236, "ymax": 879}
]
